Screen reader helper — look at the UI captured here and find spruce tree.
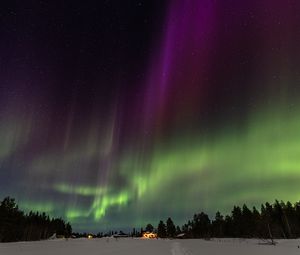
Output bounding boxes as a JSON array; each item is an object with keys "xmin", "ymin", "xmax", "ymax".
[
  {"xmin": 212, "ymin": 211, "xmax": 224, "ymax": 237},
  {"xmin": 166, "ymin": 217, "xmax": 176, "ymax": 238},
  {"xmin": 145, "ymin": 223, "xmax": 154, "ymax": 232},
  {"xmin": 157, "ymin": 220, "xmax": 167, "ymax": 238}
]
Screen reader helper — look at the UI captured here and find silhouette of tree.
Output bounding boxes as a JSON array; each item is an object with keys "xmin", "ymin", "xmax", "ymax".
[
  {"xmin": 241, "ymin": 204, "xmax": 254, "ymax": 237},
  {"xmin": 252, "ymin": 206, "xmax": 262, "ymax": 237},
  {"xmin": 191, "ymin": 212, "xmax": 210, "ymax": 238},
  {"xmin": 231, "ymin": 206, "xmax": 242, "ymax": 237},
  {"xmin": 166, "ymin": 217, "xmax": 176, "ymax": 238},
  {"xmin": 170, "ymin": 200, "xmax": 300, "ymax": 240},
  {"xmin": 145, "ymin": 223, "xmax": 154, "ymax": 232},
  {"xmin": 157, "ymin": 220, "xmax": 166, "ymax": 238},
  {"xmin": 212, "ymin": 211, "xmax": 225, "ymax": 237},
  {"xmin": 0, "ymin": 197, "xmax": 72, "ymax": 242}
]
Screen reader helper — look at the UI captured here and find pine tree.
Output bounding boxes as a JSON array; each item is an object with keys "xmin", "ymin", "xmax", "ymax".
[
  {"xmin": 157, "ymin": 220, "xmax": 167, "ymax": 238},
  {"xmin": 212, "ymin": 211, "xmax": 224, "ymax": 237},
  {"xmin": 231, "ymin": 206, "xmax": 242, "ymax": 237},
  {"xmin": 192, "ymin": 212, "xmax": 210, "ymax": 238},
  {"xmin": 0, "ymin": 197, "xmax": 72, "ymax": 242},
  {"xmin": 241, "ymin": 204, "xmax": 253, "ymax": 237},
  {"xmin": 252, "ymin": 206, "xmax": 261, "ymax": 237},
  {"xmin": 166, "ymin": 217, "xmax": 176, "ymax": 238},
  {"xmin": 145, "ymin": 223, "xmax": 154, "ymax": 232}
]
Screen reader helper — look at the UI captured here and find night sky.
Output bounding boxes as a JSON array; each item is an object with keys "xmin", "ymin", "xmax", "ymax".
[{"xmin": 0, "ymin": 0, "xmax": 300, "ymax": 232}]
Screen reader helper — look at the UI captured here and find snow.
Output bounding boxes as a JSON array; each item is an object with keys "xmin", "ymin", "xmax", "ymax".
[{"xmin": 1, "ymin": 238, "xmax": 300, "ymax": 255}]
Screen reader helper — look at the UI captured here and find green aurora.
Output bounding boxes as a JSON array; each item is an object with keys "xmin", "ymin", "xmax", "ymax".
[
  {"xmin": 10, "ymin": 103, "xmax": 300, "ymax": 230},
  {"xmin": 0, "ymin": 0, "xmax": 300, "ymax": 232}
]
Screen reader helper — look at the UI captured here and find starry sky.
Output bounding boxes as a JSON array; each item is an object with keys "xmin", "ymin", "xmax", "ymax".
[{"xmin": 0, "ymin": 0, "xmax": 300, "ymax": 232}]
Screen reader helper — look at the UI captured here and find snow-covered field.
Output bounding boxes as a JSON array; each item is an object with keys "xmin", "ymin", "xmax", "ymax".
[{"xmin": 1, "ymin": 238, "xmax": 300, "ymax": 255}]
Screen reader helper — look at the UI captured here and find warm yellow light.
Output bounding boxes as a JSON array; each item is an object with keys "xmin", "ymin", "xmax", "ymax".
[
  {"xmin": 87, "ymin": 234, "xmax": 93, "ymax": 239},
  {"xmin": 142, "ymin": 232, "xmax": 157, "ymax": 239}
]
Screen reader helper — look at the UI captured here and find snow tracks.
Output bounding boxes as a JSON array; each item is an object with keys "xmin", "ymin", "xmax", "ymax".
[{"xmin": 171, "ymin": 241, "xmax": 191, "ymax": 255}]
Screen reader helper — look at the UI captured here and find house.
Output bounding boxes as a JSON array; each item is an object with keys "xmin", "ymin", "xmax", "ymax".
[
  {"xmin": 176, "ymin": 233, "xmax": 186, "ymax": 239},
  {"xmin": 142, "ymin": 232, "xmax": 157, "ymax": 239},
  {"xmin": 113, "ymin": 233, "xmax": 129, "ymax": 238}
]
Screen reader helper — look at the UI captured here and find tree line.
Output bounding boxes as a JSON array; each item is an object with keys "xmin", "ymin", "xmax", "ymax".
[
  {"xmin": 152, "ymin": 200, "xmax": 300, "ymax": 239},
  {"xmin": 0, "ymin": 197, "xmax": 72, "ymax": 242},
  {"xmin": 3, "ymin": 196, "xmax": 300, "ymax": 242}
]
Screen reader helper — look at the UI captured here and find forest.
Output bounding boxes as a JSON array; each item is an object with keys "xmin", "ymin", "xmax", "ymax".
[
  {"xmin": 2, "ymin": 196, "xmax": 300, "ymax": 242},
  {"xmin": 154, "ymin": 200, "xmax": 300, "ymax": 241},
  {"xmin": 0, "ymin": 197, "xmax": 72, "ymax": 242}
]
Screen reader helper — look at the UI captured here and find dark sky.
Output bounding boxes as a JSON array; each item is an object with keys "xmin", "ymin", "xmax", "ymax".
[
  {"xmin": 0, "ymin": 0, "xmax": 300, "ymax": 232},
  {"xmin": 0, "ymin": 1, "xmax": 167, "ymax": 113}
]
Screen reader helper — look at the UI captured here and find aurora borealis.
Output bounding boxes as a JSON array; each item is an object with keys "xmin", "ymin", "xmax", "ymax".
[{"xmin": 0, "ymin": 0, "xmax": 300, "ymax": 232}]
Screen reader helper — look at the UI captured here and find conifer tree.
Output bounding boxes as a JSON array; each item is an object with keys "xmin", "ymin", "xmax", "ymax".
[
  {"xmin": 157, "ymin": 220, "xmax": 167, "ymax": 238},
  {"xmin": 166, "ymin": 217, "xmax": 176, "ymax": 238},
  {"xmin": 145, "ymin": 223, "xmax": 154, "ymax": 232}
]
